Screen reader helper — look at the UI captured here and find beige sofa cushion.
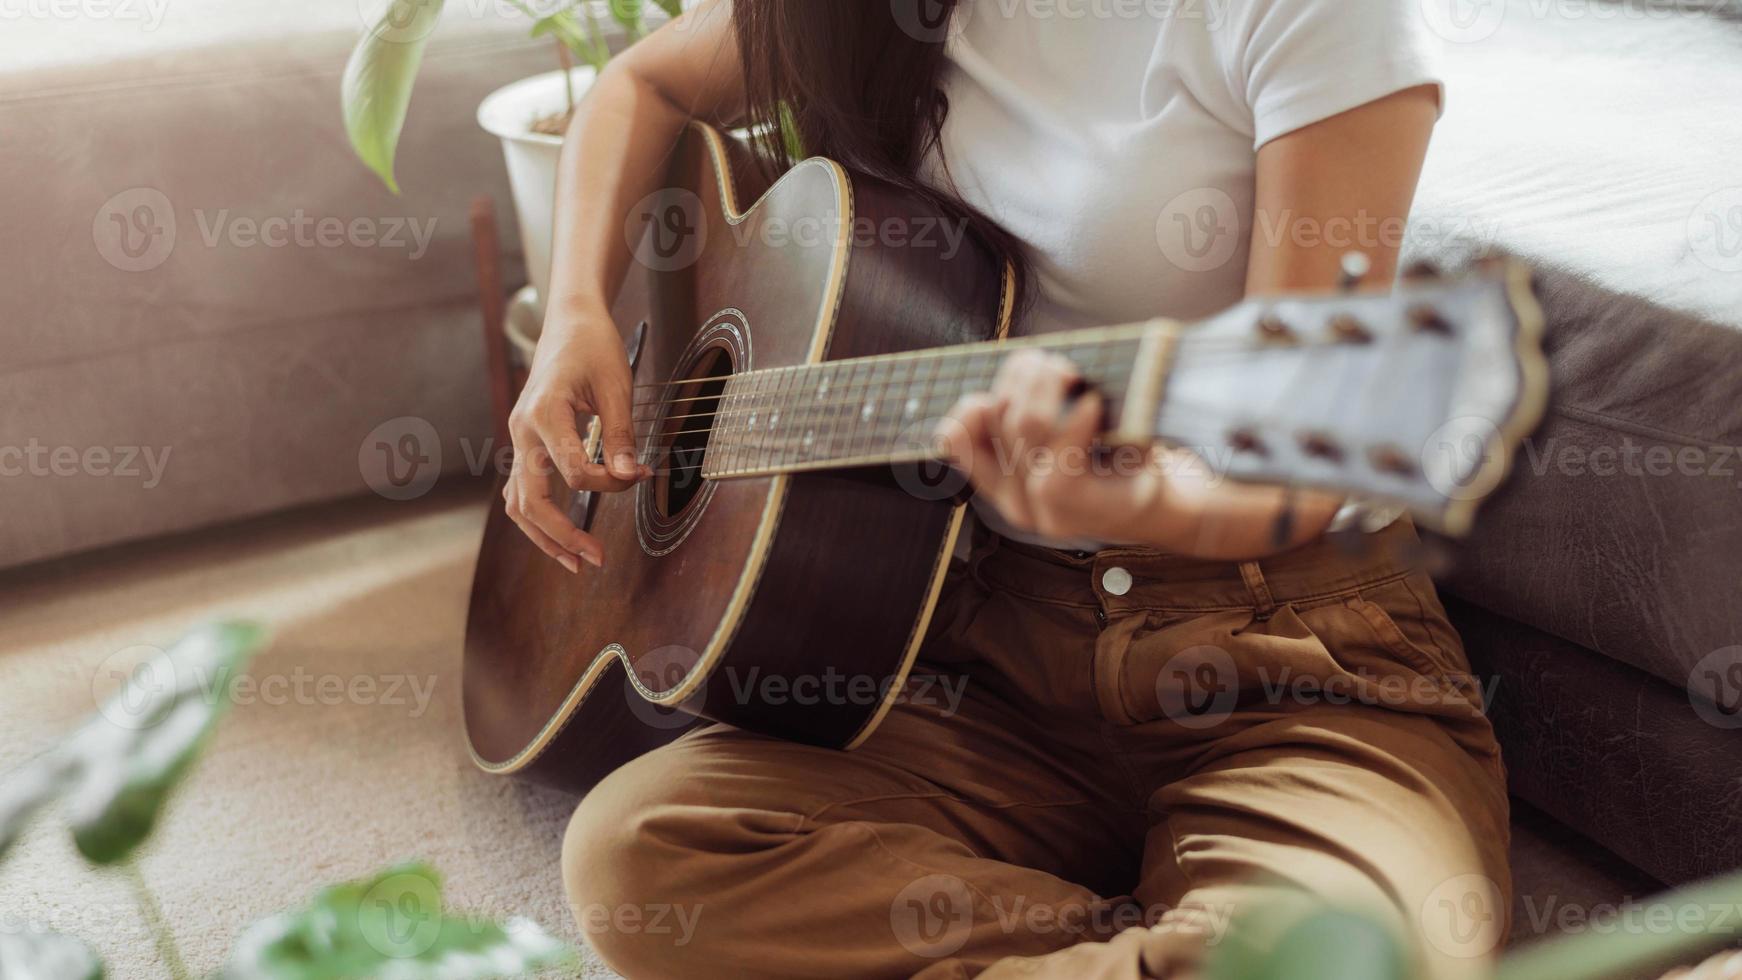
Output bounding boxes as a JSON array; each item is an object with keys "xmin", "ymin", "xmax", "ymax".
[{"xmin": 1, "ymin": 3, "xmax": 559, "ymax": 567}]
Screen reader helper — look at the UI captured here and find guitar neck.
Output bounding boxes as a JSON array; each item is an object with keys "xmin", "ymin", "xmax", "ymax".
[{"xmin": 697, "ymin": 324, "xmax": 1175, "ymax": 479}]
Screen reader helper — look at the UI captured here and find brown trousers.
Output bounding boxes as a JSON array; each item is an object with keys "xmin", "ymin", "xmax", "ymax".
[{"xmin": 563, "ymin": 521, "xmax": 1511, "ymax": 979}]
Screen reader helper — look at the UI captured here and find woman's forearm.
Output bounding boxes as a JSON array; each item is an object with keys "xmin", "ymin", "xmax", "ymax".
[
  {"xmin": 542, "ymin": 1, "xmax": 744, "ymax": 342},
  {"xmin": 544, "ymin": 66, "xmax": 694, "ymax": 336},
  {"xmin": 1138, "ymin": 452, "xmax": 1341, "ymax": 560}
]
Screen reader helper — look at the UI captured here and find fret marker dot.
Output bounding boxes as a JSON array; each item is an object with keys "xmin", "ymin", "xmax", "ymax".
[
  {"xmin": 904, "ymin": 397, "xmax": 919, "ymax": 418},
  {"xmin": 771, "ymin": 412, "xmax": 780, "ymax": 429},
  {"xmin": 818, "ymin": 381, "xmax": 829, "ymax": 399},
  {"xmin": 748, "ymin": 413, "xmax": 757, "ymax": 430},
  {"xmin": 803, "ymin": 430, "xmax": 814, "ymax": 449},
  {"xmin": 862, "ymin": 399, "xmax": 876, "ymax": 422}
]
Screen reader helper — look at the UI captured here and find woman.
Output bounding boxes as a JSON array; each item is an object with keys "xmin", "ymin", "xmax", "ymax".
[{"xmin": 506, "ymin": 2, "xmax": 1509, "ymax": 977}]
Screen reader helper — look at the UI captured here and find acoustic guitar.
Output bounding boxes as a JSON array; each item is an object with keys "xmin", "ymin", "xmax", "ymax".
[{"xmin": 464, "ymin": 122, "xmax": 1547, "ymax": 792}]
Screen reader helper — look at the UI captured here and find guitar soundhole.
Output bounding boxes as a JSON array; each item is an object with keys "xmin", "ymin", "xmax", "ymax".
[
  {"xmin": 636, "ymin": 309, "xmax": 751, "ymax": 558},
  {"xmin": 653, "ymin": 345, "xmax": 732, "ymax": 519}
]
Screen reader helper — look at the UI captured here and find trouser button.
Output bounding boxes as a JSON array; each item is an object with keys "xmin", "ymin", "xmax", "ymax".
[{"xmin": 1101, "ymin": 566, "xmax": 1133, "ymax": 596}]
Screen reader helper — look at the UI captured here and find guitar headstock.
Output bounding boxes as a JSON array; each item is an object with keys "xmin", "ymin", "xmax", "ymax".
[{"xmin": 1145, "ymin": 260, "xmax": 1547, "ymax": 536}]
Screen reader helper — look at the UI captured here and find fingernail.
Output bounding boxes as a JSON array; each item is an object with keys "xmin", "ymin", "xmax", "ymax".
[
  {"xmin": 558, "ymin": 555, "xmax": 580, "ymax": 574},
  {"xmin": 612, "ymin": 453, "xmax": 637, "ymax": 477},
  {"xmin": 581, "ymin": 550, "xmax": 603, "ymax": 569}
]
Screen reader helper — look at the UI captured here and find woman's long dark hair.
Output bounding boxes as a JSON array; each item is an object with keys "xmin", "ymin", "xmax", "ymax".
[{"xmin": 732, "ymin": 0, "xmax": 1028, "ymax": 292}]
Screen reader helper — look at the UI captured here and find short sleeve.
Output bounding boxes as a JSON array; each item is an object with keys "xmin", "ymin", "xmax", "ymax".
[{"xmin": 1224, "ymin": 0, "xmax": 1446, "ymax": 150}]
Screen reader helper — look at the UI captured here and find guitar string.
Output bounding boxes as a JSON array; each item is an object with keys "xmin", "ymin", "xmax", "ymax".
[
  {"xmin": 630, "ymin": 349, "xmax": 1141, "ymax": 437},
  {"xmin": 616, "ymin": 305, "xmax": 1443, "ymax": 395},
  {"xmin": 633, "ymin": 352, "xmax": 1400, "ymax": 475},
  {"xmin": 647, "ymin": 332, "xmax": 1426, "ymax": 478},
  {"xmin": 617, "ymin": 325, "xmax": 1421, "ymax": 425},
  {"xmin": 622, "ymin": 336, "xmax": 1396, "ymax": 442},
  {"xmin": 640, "ymin": 392, "xmax": 1357, "ymax": 479}
]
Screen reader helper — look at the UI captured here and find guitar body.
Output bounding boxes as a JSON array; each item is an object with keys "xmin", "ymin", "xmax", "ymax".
[{"xmin": 464, "ymin": 124, "xmax": 1014, "ymax": 791}]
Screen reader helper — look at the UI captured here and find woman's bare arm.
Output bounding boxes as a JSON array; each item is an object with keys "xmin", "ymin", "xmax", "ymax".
[
  {"xmin": 505, "ymin": 0, "xmax": 744, "ymax": 571},
  {"xmin": 543, "ymin": 0, "xmax": 745, "ymax": 340}
]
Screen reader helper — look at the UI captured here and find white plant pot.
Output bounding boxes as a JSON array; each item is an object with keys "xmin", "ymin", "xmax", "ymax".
[{"xmin": 477, "ymin": 66, "xmax": 598, "ymax": 322}]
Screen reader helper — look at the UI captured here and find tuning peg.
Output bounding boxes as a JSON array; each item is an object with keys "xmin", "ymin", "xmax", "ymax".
[
  {"xmin": 1338, "ymin": 252, "xmax": 1372, "ymax": 292},
  {"xmin": 1229, "ymin": 428, "xmax": 1269, "ymax": 456},
  {"xmin": 1367, "ymin": 444, "xmax": 1416, "ymax": 477},
  {"xmin": 1329, "ymin": 314, "xmax": 1373, "ymax": 344},
  {"xmin": 1402, "ymin": 260, "xmax": 1441, "ymax": 282},
  {"xmin": 1408, "ymin": 305, "xmax": 1452, "ymax": 335},
  {"xmin": 1298, "ymin": 432, "xmax": 1345, "ymax": 462},
  {"xmin": 1257, "ymin": 314, "xmax": 1296, "ymax": 345}
]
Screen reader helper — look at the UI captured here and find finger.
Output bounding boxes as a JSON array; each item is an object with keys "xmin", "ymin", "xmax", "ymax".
[
  {"xmin": 939, "ymin": 392, "xmax": 1034, "ymax": 528},
  {"xmin": 592, "ymin": 374, "xmax": 648, "ymax": 481},
  {"xmin": 519, "ymin": 483, "xmax": 605, "ymax": 568},
  {"xmin": 998, "ymin": 351, "xmax": 1080, "ymax": 454},
  {"xmin": 1049, "ymin": 387, "xmax": 1105, "ymax": 453},
  {"xmin": 1025, "ymin": 390, "xmax": 1117, "ymax": 532},
  {"xmin": 503, "ymin": 494, "xmax": 580, "ymax": 574},
  {"xmin": 509, "ymin": 453, "xmax": 605, "ymax": 567},
  {"xmin": 529, "ymin": 404, "xmax": 596, "ymax": 492},
  {"xmin": 532, "ymin": 407, "xmax": 645, "ymax": 492}
]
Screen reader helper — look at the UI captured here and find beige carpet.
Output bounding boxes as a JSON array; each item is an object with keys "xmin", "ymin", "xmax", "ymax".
[{"xmin": 0, "ymin": 484, "xmax": 616, "ymax": 978}]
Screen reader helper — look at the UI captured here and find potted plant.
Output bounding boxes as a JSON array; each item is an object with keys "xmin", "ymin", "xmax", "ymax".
[{"xmin": 342, "ymin": 0, "xmax": 683, "ymax": 313}]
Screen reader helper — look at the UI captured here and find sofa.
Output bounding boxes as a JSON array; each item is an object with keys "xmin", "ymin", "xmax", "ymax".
[{"xmin": 0, "ymin": 1, "xmax": 554, "ymax": 568}]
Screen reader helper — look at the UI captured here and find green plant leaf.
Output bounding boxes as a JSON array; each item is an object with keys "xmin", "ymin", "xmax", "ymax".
[
  {"xmin": 217, "ymin": 863, "xmax": 574, "ymax": 980},
  {"xmin": 1205, "ymin": 903, "xmax": 1409, "ymax": 980},
  {"xmin": 60, "ymin": 621, "xmax": 267, "ymax": 865},
  {"xmin": 607, "ymin": 0, "xmax": 643, "ymax": 37},
  {"xmin": 342, "ymin": 0, "xmax": 448, "ymax": 194},
  {"xmin": 776, "ymin": 101, "xmax": 806, "ymax": 161},
  {"xmin": 0, "ymin": 928, "xmax": 104, "ymax": 980},
  {"xmin": 1498, "ymin": 867, "xmax": 1742, "ymax": 980},
  {"xmin": 529, "ymin": 9, "xmax": 596, "ymax": 65},
  {"xmin": 651, "ymin": 0, "xmax": 682, "ymax": 19}
]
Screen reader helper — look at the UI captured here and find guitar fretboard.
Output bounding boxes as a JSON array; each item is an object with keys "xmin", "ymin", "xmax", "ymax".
[{"xmin": 684, "ymin": 327, "xmax": 1155, "ymax": 479}]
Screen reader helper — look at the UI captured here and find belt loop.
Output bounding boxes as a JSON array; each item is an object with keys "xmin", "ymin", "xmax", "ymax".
[
  {"xmin": 967, "ymin": 524, "xmax": 1003, "ymax": 590},
  {"xmin": 1239, "ymin": 561, "xmax": 1277, "ymax": 620}
]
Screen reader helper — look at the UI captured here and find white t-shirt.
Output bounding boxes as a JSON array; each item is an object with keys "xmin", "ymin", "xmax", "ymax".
[{"xmin": 926, "ymin": 0, "xmax": 1444, "ymax": 545}]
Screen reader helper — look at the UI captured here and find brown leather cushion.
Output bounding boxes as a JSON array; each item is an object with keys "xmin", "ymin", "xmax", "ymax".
[
  {"xmin": 1428, "ymin": 267, "xmax": 1742, "ymax": 700},
  {"xmin": 1449, "ymin": 596, "xmax": 1742, "ymax": 887},
  {"xmin": 1508, "ymin": 798, "xmax": 1663, "ymax": 949}
]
